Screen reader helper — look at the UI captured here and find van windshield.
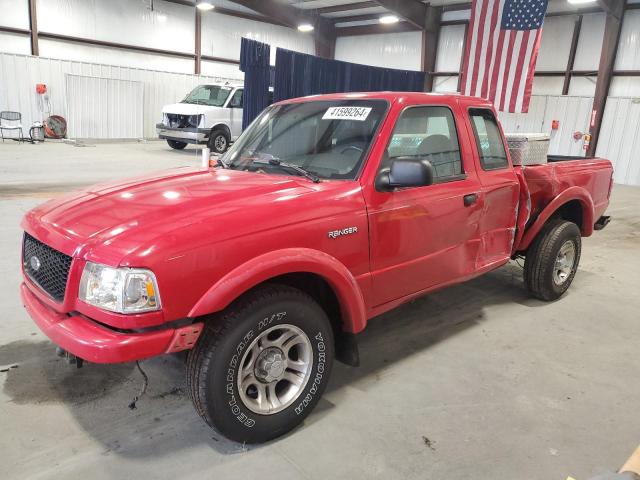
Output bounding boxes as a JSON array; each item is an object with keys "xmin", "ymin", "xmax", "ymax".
[
  {"xmin": 221, "ymin": 100, "xmax": 388, "ymax": 180},
  {"xmin": 182, "ymin": 85, "xmax": 232, "ymax": 106}
]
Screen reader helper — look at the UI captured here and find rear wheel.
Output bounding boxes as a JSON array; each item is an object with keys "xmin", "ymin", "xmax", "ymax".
[
  {"xmin": 207, "ymin": 129, "xmax": 229, "ymax": 154},
  {"xmin": 166, "ymin": 139, "xmax": 187, "ymax": 150},
  {"xmin": 187, "ymin": 285, "xmax": 334, "ymax": 443},
  {"xmin": 524, "ymin": 219, "xmax": 582, "ymax": 301}
]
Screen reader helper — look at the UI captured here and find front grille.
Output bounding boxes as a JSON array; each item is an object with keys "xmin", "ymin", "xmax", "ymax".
[
  {"xmin": 22, "ymin": 233, "xmax": 73, "ymax": 302},
  {"xmin": 165, "ymin": 113, "xmax": 200, "ymax": 129}
]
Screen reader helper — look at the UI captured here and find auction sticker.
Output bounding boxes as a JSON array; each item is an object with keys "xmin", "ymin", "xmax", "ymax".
[{"xmin": 322, "ymin": 106, "xmax": 372, "ymax": 121}]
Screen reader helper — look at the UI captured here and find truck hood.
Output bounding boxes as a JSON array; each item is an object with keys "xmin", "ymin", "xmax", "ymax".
[
  {"xmin": 161, "ymin": 103, "xmax": 224, "ymax": 115},
  {"xmin": 23, "ymin": 167, "xmax": 350, "ymax": 266}
]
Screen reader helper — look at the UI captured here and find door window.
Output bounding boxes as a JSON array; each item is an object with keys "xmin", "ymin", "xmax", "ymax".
[
  {"xmin": 386, "ymin": 106, "xmax": 463, "ymax": 182},
  {"xmin": 469, "ymin": 108, "xmax": 508, "ymax": 170},
  {"xmin": 229, "ymin": 89, "xmax": 243, "ymax": 108}
]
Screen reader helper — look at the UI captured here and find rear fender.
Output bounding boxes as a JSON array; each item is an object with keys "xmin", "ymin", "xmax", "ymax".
[
  {"xmin": 517, "ymin": 186, "xmax": 595, "ymax": 251},
  {"xmin": 188, "ymin": 248, "xmax": 368, "ymax": 333}
]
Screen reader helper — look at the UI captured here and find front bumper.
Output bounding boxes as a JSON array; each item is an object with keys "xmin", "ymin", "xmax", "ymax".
[
  {"xmin": 156, "ymin": 123, "xmax": 210, "ymax": 145},
  {"xmin": 21, "ymin": 283, "xmax": 203, "ymax": 364}
]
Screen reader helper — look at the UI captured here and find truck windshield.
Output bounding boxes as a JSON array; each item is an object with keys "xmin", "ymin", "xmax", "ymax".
[
  {"xmin": 221, "ymin": 100, "xmax": 388, "ymax": 180},
  {"xmin": 182, "ymin": 85, "xmax": 232, "ymax": 106}
]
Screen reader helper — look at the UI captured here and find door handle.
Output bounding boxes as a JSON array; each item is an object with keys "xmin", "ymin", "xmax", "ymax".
[{"xmin": 463, "ymin": 193, "xmax": 478, "ymax": 206}]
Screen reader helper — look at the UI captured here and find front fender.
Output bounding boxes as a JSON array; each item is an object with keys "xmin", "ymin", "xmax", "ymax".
[
  {"xmin": 518, "ymin": 186, "xmax": 595, "ymax": 251},
  {"xmin": 188, "ymin": 248, "xmax": 368, "ymax": 334}
]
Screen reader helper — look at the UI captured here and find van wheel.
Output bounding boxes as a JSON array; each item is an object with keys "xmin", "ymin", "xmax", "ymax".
[
  {"xmin": 524, "ymin": 219, "xmax": 582, "ymax": 301},
  {"xmin": 166, "ymin": 139, "xmax": 187, "ymax": 150},
  {"xmin": 186, "ymin": 285, "xmax": 334, "ymax": 443},
  {"xmin": 208, "ymin": 129, "xmax": 229, "ymax": 154}
]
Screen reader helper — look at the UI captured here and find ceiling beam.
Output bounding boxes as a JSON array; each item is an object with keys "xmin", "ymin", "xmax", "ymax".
[
  {"xmin": 370, "ymin": 0, "xmax": 427, "ymax": 29},
  {"xmin": 228, "ymin": 0, "xmax": 336, "ymax": 57},
  {"xmin": 332, "ymin": 13, "xmax": 385, "ymax": 24},
  {"xmin": 335, "ymin": 21, "xmax": 419, "ymax": 37},
  {"xmin": 228, "ymin": 0, "xmax": 309, "ymax": 29},
  {"xmin": 213, "ymin": 6, "xmax": 288, "ymax": 27},
  {"xmin": 597, "ymin": 0, "xmax": 623, "ymax": 19},
  {"xmin": 161, "ymin": 0, "xmax": 289, "ymax": 27},
  {"xmin": 315, "ymin": 2, "xmax": 378, "ymax": 15}
]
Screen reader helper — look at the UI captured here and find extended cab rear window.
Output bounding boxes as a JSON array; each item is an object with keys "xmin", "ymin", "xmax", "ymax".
[
  {"xmin": 469, "ymin": 108, "xmax": 509, "ymax": 170},
  {"xmin": 386, "ymin": 106, "xmax": 463, "ymax": 182}
]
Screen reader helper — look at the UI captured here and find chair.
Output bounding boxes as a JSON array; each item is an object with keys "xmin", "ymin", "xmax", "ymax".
[{"xmin": 0, "ymin": 111, "xmax": 25, "ymax": 142}]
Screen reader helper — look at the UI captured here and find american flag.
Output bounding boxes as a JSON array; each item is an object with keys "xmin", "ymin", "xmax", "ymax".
[{"xmin": 460, "ymin": 0, "xmax": 549, "ymax": 113}]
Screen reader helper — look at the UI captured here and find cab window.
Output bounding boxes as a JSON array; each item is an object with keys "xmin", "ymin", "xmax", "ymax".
[
  {"xmin": 229, "ymin": 89, "xmax": 243, "ymax": 108},
  {"xmin": 385, "ymin": 106, "xmax": 463, "ymax": 182},
  {"xmin": 469, "ymin": 108, "xmax": 508, "ymax": 170}
]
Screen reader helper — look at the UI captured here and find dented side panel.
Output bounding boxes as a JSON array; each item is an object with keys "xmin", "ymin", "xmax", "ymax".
[{"xmin": 515, "ymin": 158, "xmax": 613, "ymax": 251}]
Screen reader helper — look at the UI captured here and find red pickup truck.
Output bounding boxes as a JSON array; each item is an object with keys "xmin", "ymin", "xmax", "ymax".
[{"xmin": 20, "ymin": 92, "xmax": 613, "ymax": 443}]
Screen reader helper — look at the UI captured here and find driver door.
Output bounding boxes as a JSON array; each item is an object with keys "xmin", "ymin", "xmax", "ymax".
[
  {"xmin": 366, "ymin": 104, "xmax": 484, "ymax": 306},
  {"xmin": 228, "ymin": 88, "xmax": 243, "ymax": 139}
]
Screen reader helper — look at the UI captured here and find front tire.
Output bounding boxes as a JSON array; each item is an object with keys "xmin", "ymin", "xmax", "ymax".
[
  {"xmin": 187, "ymin": 285, "xmax": 334, "ymax": 443},
  {"xmin": 166, "ymin": 139, "xmax": 187, "ymax": 150},
  {"xmin": 207, "ymin": 129, "xmax": 230, "ymax": 154},
  {"xmin": 524, "ymin": 219, "xmax": 582, "ymax": 301}
]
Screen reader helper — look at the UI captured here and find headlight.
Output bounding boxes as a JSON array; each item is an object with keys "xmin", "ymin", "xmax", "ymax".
[
  {"xmin": 188, "ymin": 114, "xmax": 203, "ymax": 128},
  {"xmin": 78, "ymin": 262, "xmax": 161, "ymax": 314}
]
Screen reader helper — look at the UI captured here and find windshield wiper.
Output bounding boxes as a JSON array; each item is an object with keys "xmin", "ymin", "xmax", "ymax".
[{"xmin": 254, "ymin": 158, "xmax": 320, "ymax": 183}]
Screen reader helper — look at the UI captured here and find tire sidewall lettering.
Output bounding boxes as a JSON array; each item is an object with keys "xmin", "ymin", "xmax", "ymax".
[
  {"xmin": 294, "ymin": 331, "xmax": 325, "ymax": 416},
  {"xmin": 226, "ymin": 328, "xmax": 257, "ymax": 428}
]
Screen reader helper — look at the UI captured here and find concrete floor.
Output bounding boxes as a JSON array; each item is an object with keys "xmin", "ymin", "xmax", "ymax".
[{"xmin": 1, "ymin": 140, "xmax": 639, "ymax": 480}]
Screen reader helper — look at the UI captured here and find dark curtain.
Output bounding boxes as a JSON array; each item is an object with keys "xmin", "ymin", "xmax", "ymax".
[
  {"xmin": 274, "ymin": 48, "xmax": 426, "ymax": 102},
  {"xmin": 239, "ymin": 37, "xmax": 271, "ymax": 130}
]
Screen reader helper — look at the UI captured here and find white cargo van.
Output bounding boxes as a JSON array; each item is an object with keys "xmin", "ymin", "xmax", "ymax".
[{"xmin": 156, "ymin": 83, "xmax": 244, "ymax": 153}]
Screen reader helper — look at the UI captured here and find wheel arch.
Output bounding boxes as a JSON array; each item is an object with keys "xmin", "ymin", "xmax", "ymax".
[
  {"xmin": 188, "ymin": 248, "xmax": 368, "ymax": 338},
  {"xmin": 518, "ymin": 186, "xmax": 595, "ymax": 251},
  {"xmin": 210, "ymin": 123, "xmax": 231, "ymax": 139}
]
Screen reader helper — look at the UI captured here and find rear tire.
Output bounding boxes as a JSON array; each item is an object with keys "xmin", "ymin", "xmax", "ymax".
[
  {"xmin": 207, "ymin": 129, "xmax": 230, "ymax": 154},
  {"xmin": 166, "ymin": 139, "xmax": 187, "ymax": 150},
  {"xmin": 524, "ymin": 219, "xmax": 582, "ymax": 301},
  {"xmin": 187, "ymin": 285, "xmax": 334, "ymax": 443}
]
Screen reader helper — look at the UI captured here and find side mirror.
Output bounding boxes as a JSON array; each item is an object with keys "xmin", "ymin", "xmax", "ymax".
[{"xmin": 375, "ymin": 157, "xmax": 435, "ymax": 191}]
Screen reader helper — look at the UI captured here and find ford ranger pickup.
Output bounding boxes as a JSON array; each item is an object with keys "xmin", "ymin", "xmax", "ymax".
[{"xmin": 20, "ymin": 92, "xmax": 613, "ymax": 443}]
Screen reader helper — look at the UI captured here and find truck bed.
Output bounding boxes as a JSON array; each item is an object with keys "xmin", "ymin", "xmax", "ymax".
[{"xmin": 517, "ymin": 157, "xmax": 613, "ymax": 238}]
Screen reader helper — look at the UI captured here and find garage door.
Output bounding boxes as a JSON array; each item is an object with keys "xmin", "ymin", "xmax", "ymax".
[{"xmin": 65, "ymin": 74, "xmax": 144, "ymax": 139}]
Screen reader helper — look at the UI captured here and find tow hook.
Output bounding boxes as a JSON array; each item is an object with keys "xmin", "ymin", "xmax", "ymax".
[{"xmin": 55, "ymin": 346, "xmax": 84, "ymax": 368}]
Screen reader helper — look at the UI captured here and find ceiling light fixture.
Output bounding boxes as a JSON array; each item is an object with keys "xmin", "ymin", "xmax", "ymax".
[
  {"xmin": 379, "ymin": 15, "xmax": 399, "ymax": 24},
  {"xmin": 196, "ymin": 1, "xmax": 215, "ymax": 11},
  {"xmin": 157, "ymin": 12, "xmax": 167, "ymax": 22},
  {"xmin": 297, "ymin": 23, "xmax": 314, "ymax": 32}
]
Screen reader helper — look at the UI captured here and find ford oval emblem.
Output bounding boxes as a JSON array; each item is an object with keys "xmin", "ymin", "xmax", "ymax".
[{"xmin": 30, "ymin": 256, "xmax": 41, "ymax": 272}]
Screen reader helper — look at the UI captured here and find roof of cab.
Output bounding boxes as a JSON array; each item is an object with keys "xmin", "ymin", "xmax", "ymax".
[{"xmin": 274, "ymin": 91, "xmax": 494, "ymax": 108}]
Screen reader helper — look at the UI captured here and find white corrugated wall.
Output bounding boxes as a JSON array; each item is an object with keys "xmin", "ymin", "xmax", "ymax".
[
  {"xmin": 0, "ymin": 52, "xmax": 242, "ymax": 139},
  {"xmin": 499, "ymin": 95, "xmax": 594, "ymax": 157},
  {"xmin": 334, "ymin": 31, "xmax": 423, "ymax": 71},
  {"xmin": 65, "ymin": 75, "xmax": 144, "ymax": 139},
  {"xmin": 596, "ymin": 97, "xmax": 640, "ymax": 186}
]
